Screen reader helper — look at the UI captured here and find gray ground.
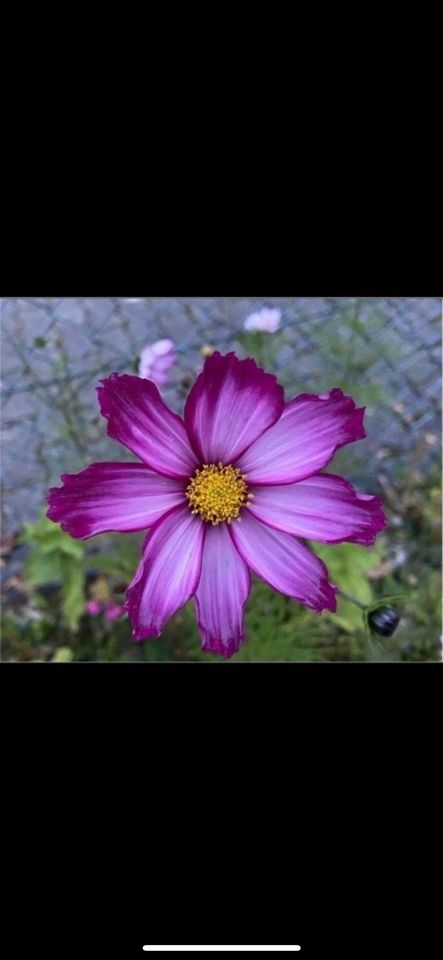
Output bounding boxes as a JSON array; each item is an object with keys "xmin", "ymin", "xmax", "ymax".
[{"xmin": 1, "ymin": 297, "xmax": 441, "ymax": 536}]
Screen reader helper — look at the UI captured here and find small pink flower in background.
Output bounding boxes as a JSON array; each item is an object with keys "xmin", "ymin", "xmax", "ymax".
[
  {"xmin": 85, "ymin": 600, "xmax": 102, "ymax": 616},
  {"xmin": 85, "ymin": 599, "xmax": 124, "ymax": 620},
  {"xmin": 138, "ymin": 339, "xmax": 176, "ymax": 388},
  {"xmin": 104, "ymin": 603, "xmax": 124, "ymax": 621},
  {"xmin": 243, "ymin": 306, "xmax": 282, "ymax": 333},
  {"xmin": 48, "ymin": 352, "xmax": 386, "ymax": 659}
]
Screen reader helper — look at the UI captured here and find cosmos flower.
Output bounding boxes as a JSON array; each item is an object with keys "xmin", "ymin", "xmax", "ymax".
[
  {"xmin": 243, "ymin": 306, "xmax": 282, "ymax": 333},
  {"xmin": 138, "ymin": 339, "xmax": 176, "ymax": 388},
  {"xmin": 47, "ymin": 352, "xmax": 386, "ymax": 658},
  {"xmin": 85, "ymin": 600, "xmax": 102, "ymax": 616},
  {"xmin": 104, "ymin": 602, "xmax": 124, "ymax": 621}
]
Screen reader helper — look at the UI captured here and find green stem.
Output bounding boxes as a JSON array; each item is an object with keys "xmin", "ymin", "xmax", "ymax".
[{"xmin": 339, "ymin": 590, "xmax": 367, "ymax": 610}]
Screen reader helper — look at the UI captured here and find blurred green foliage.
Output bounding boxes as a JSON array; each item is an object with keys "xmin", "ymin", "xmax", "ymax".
[
  {"xmin": 19, "ymin": 515, "xmax": 86, "ymax": 631},
  {"xmin": 315, "ymin": 541, "xmax": 384, "ymax": 634}
]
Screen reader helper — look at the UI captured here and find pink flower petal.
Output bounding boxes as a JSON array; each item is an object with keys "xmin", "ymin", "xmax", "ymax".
[
  {"xmin": 229, "ymin": 511, "xmax": 337, "ymax": 613},
  {"xmin": 124, "ymin": 504, "xmax": 205, "ymax": 640},
  {"xmin": 152, "ymin": 355, "xmax": 175, "ymax": 373},
  {"xmin": 47, "ymin": 462, "xmax": 186, "ymax": 539},
  {"xmin": 248, "ymin": 473, "xmax": 386, "ymax": 545},
  {"xmin": 150, "ymin": 339, "xmax": 175, "ymax": 357},
  {"xmin": 85, "ymin": 600, "xmax": 102, "ymax": 616},
  {"xmin": 243, "ymin": 306, "xmax": 282, "ymax": 333},
  {"xmin": 97, "ymin": 373, "xmax": 198, "ymax": 478},
  {"xmin": 138, "ymin": 346, "xmax": 155, "ymax": 378},
  {"xmin": 139, "ymin": 340, "xmax": 176, "ymax": 386},
  {"xmin": 194, "ymin": 523, "xmax": 251, "ymax": 659},
  {"xmin": 236, "ymin": 388, "xmax": 365, "ymax": 484},
  {"xmin": 104, "ymin": 603, "xmax": 124, "ymax": 621},
  {"xmin": 184, "ymin": 351, "xmax": 284, "ymax": 465}
]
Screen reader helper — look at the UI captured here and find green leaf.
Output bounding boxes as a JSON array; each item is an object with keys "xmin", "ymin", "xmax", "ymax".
[
  {"xmin": 58, "ymin": 538, "xmax": 84, "ymax": 559},
  {"xmin": 86, "ymin": 554, "xmax": 129, "ymax": 576},
  {"xmin": 314, "ymin": 541, "xmax": 385, "ymax": 603},
  {"xmin": 51, "ymin": 647, "xmax": 74, "ymax": 662},
  {"xmin": 25, "ymin": 551, "xmax": 62, "ymax": 586},
  {"xmin": 313, "ymin": 541, "xmax": 386, "ymax": 635},
  {"xmin": 60, "ymin": 556, "xmax": 84, "ymax": 631},
  {"xmin": 21, "ymin": 513, "xmax": 85, "ymax": 575},
  {"xmin": 332, "ymin": 599, "xmax": 365, "ymax": 634},
  {"xmin": 87, "ymin": 533, "xmax": 142, "ymax": 578},
  {"xmin": 22, "ymin": 523, "xmax": 55, "ymax": 544}
]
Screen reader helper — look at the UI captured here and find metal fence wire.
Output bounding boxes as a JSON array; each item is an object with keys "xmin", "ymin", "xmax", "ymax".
[{"xmin": 1, "ymin": 297, "xmax": 441, "ymax": 534}]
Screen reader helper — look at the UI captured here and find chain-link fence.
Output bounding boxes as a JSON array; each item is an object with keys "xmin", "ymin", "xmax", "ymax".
[{"xmin": 1, "ymin": 296, "xmax": 441, "ymax": 535}]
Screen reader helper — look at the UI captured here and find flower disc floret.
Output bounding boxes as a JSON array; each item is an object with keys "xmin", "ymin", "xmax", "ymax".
[{"xmin": 186, "ymin": 463, "xmax": 250, "ymax": 525}]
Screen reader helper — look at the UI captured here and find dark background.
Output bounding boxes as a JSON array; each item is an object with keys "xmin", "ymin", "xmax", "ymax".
[{"xmin": 2, "ymin": 662, "xmax": 440, "ymax": 959}]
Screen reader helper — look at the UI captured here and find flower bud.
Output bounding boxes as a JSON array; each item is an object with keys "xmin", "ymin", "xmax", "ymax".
[{"xmin": 368, "ymin": 606, "xmax": 400, "ymax": 637}]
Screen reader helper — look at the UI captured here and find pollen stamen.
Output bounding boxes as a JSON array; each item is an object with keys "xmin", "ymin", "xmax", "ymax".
[{"xmin": 186, "ymin": 463, "xmax": 249, "ymax": 525}]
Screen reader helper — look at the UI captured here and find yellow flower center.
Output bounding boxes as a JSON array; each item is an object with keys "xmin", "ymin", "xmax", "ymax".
[{"xmin": 186, "ymin": 463, "xmax": 251, "ymax": 525}]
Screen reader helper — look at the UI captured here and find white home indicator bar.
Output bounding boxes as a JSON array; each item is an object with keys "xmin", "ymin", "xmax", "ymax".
[{"xmin": 143, "ymin": 949, "xmax": 301, "ymax": 953}]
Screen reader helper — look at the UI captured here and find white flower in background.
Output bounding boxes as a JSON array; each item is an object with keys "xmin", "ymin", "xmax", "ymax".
[
  {"xmin": 124, "ymin": 298, "xmax": 144, "ymax": 303},
  {"xmin": 139, "ymin": 339, "xmax": 176, "ymax": 388},
  {"xmin": 243, "ymin": 306, "xmax": 282, "ymax": 333}
]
